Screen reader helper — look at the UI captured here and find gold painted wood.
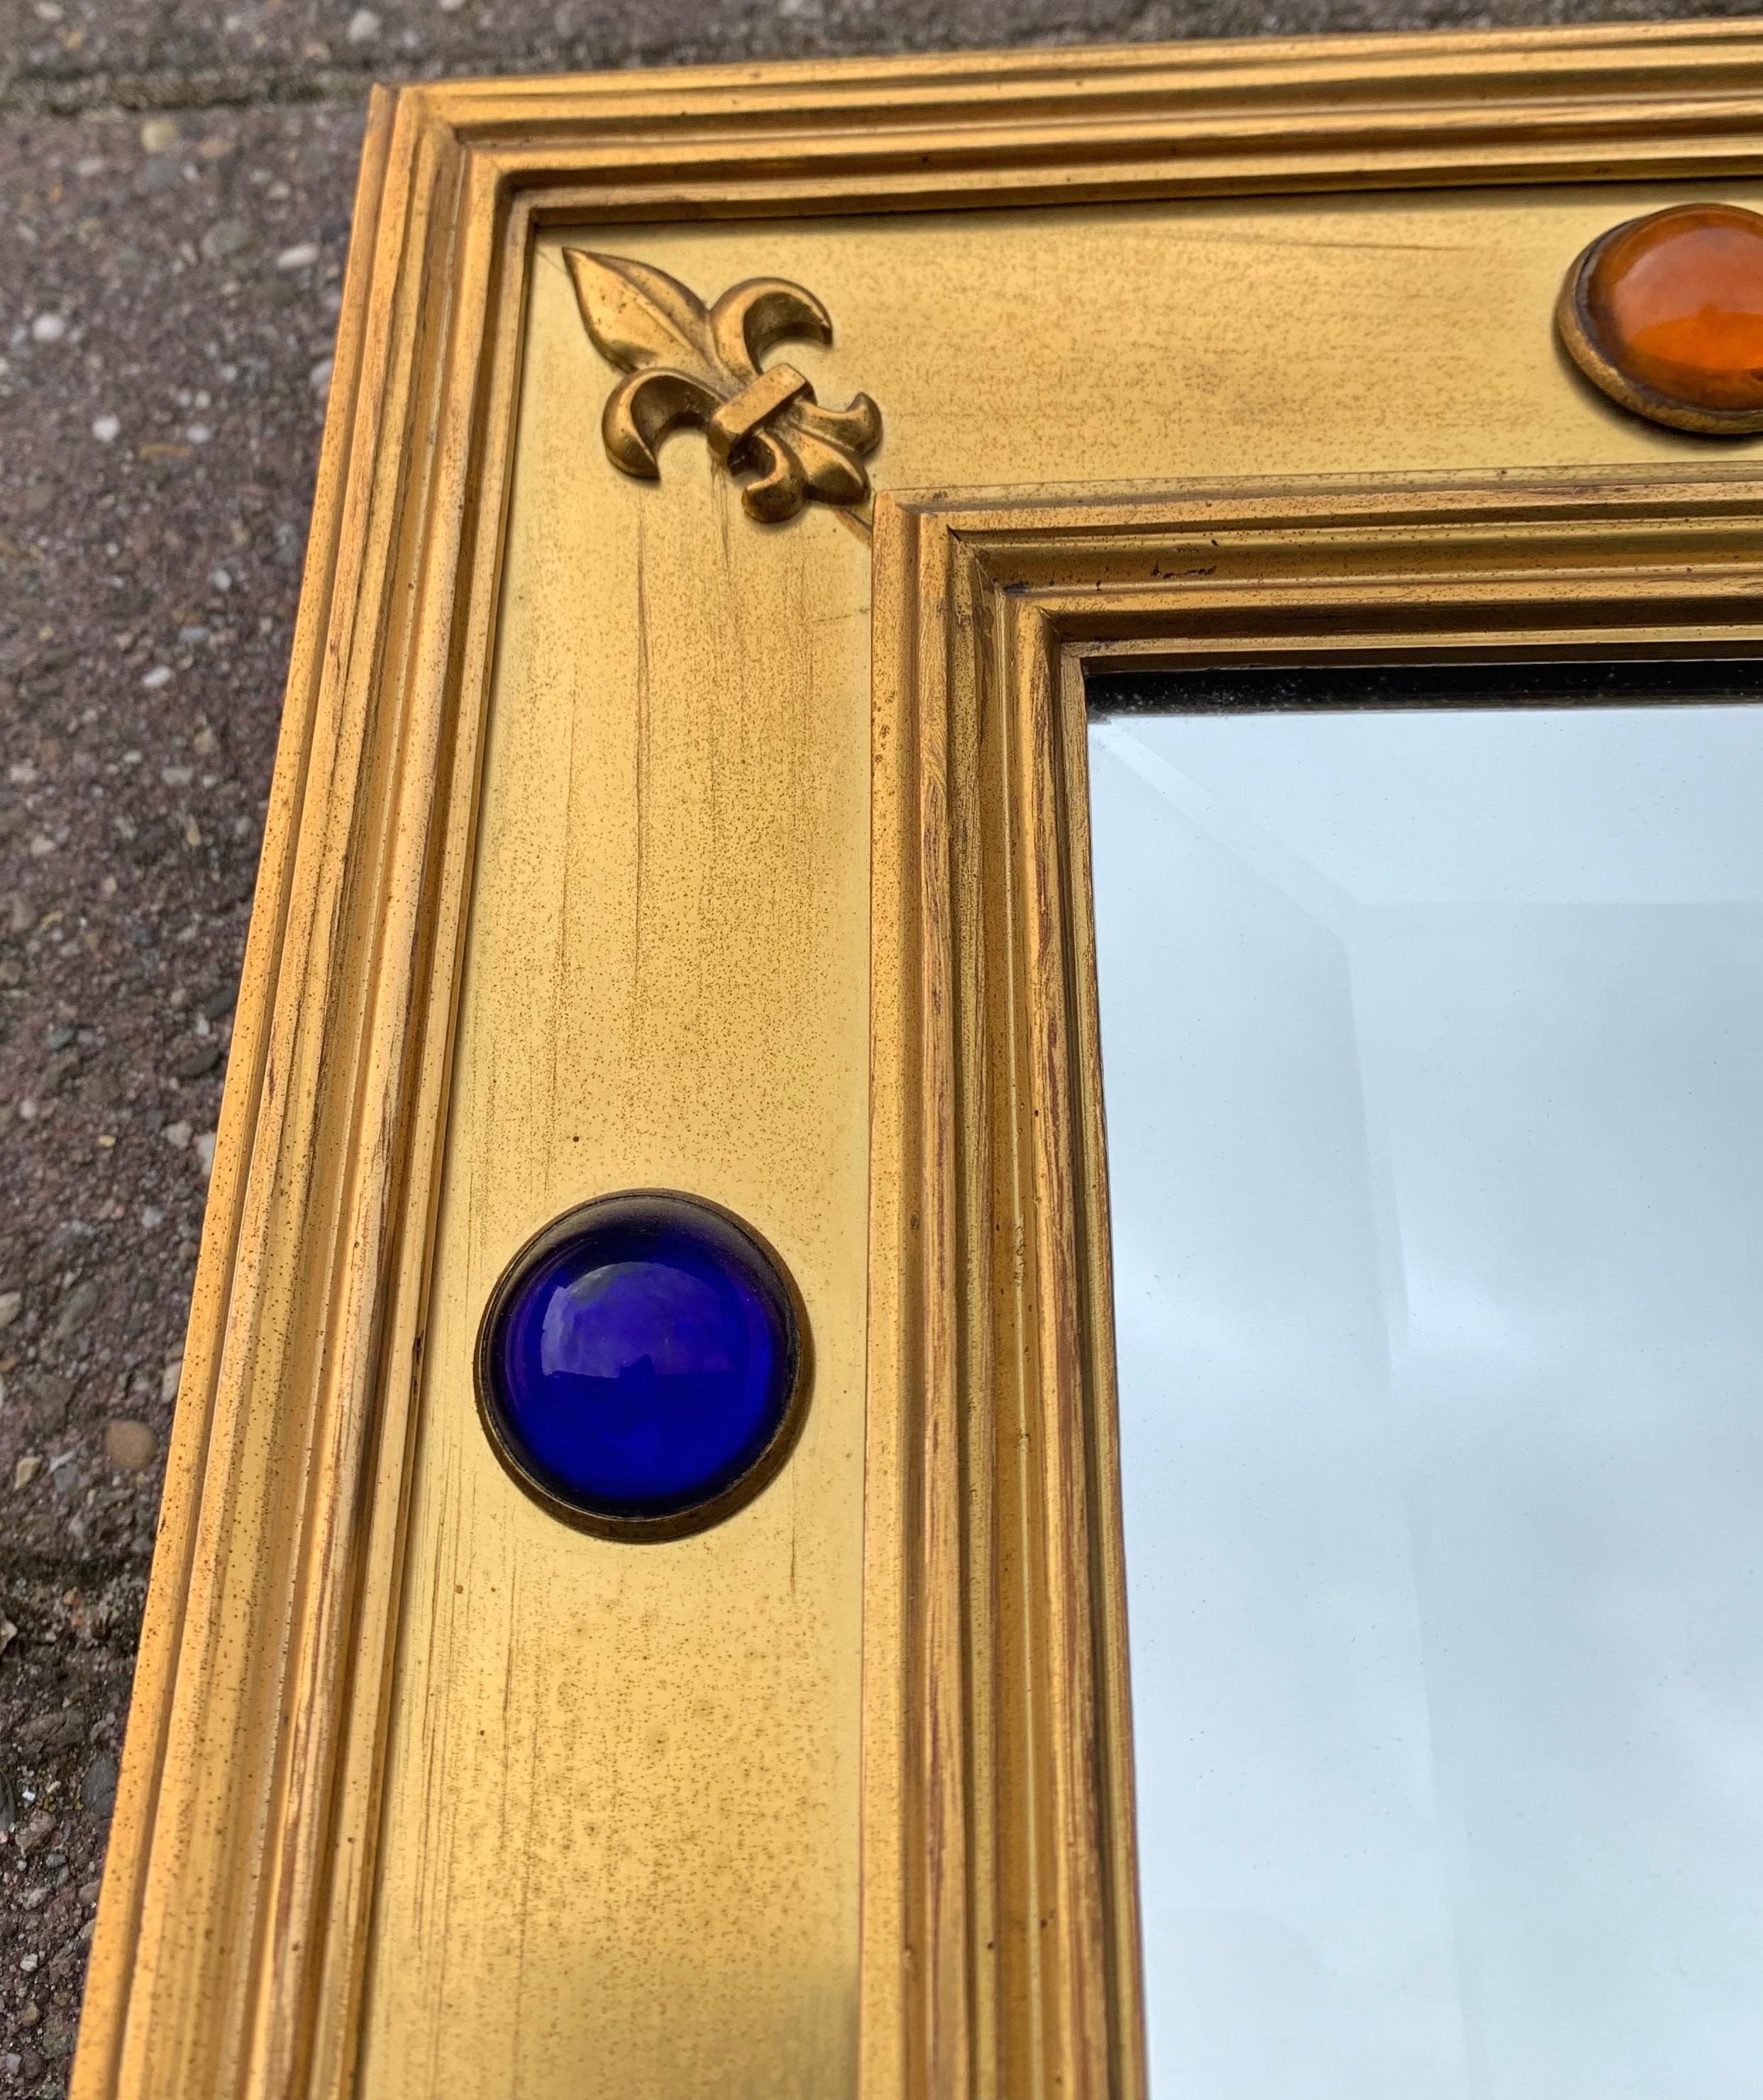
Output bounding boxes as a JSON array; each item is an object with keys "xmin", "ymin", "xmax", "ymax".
[{"xmin": 70, "ymin": 24, "xmax": 1763, "ymax": 2100}]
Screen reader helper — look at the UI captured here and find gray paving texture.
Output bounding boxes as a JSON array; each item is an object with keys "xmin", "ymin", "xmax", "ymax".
[{"xmin": 0, "ymin": 0, "xmax": 1745, "ymax": 2087}]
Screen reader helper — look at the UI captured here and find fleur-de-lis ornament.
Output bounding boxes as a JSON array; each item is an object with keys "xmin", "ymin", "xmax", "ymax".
[{"xmin": 565, "ymin": 250, "xmax": 883, "ymax": 524}]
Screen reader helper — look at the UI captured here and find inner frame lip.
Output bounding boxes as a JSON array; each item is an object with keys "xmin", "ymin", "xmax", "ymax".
[{"xmin": 472, "ymin": 1188, "xmax": 813, "ymax": 1544}]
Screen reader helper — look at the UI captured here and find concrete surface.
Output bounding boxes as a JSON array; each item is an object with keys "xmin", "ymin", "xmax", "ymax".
[{"xmin": 0, "ymin": 0, "xmax": 1742, "ymax": 2089}]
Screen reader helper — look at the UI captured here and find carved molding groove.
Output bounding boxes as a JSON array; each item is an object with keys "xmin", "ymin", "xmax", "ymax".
[{"xmin": 565, "ymin": 250, "xmax": 883, "ymax": 524}]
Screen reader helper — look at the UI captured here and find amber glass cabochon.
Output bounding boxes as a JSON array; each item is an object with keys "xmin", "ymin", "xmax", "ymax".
[{"xmin": 1565, "ymin": 203, "xmax": 1763, "ymax": 426}]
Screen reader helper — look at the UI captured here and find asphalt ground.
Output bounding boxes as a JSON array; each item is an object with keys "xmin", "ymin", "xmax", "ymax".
[{"xmin": 0, "ymin": 0, "xmax": 1746, "ymax": 2089}]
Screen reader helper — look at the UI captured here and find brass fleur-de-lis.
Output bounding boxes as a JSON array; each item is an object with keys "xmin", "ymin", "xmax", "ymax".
[{"xmin": 564, "ymin": 250, "xmax": 883, "ymax": 524}]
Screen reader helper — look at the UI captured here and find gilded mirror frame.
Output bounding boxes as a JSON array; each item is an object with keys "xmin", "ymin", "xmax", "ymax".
[{"xmin": 70, "ymin": 26, "xmax": 1763, "ymax": 2100}]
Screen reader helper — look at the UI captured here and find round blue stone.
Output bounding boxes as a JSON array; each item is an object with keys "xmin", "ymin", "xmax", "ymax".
[{"xmin": 479, "ymin": 1194, "xmax": 800, "ymax": 1528}]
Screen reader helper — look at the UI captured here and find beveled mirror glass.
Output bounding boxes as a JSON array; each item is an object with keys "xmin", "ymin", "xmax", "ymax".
[{"xmin": 1088, "ymin": 668, "xmax": 1763, "ymax": 2098}]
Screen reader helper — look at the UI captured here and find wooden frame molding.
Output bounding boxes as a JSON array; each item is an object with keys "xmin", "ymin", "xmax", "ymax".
[
  {"xmin": 864, "ymin": 467, "xmax": 1763, "ymax": 2100},
  {"xmin": 68, "ymin": 23, "xmax": 1763, "ymax": 2100}
]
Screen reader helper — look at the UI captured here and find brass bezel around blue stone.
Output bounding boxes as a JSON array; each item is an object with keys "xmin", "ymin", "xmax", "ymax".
[{"xmin": 474, "ymin": 1190, "xmax": 809, "ymax": 1540}]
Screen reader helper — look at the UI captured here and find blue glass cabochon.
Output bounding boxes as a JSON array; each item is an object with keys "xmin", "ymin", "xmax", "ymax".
[{"xmin": 480, "ymin": 1194, "xmax": 800, "ymax": 1525}]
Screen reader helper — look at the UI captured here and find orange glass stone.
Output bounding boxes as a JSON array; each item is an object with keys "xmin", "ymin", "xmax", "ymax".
[{"xmin": 1578, "ymin": 202, "xmax": 1763, "ymax": 419}]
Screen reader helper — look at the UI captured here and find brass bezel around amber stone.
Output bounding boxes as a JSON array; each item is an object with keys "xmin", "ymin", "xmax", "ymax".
[{"xmin": 1557, "ymin": 204, "xmax": 1763, "ymax": 438}]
